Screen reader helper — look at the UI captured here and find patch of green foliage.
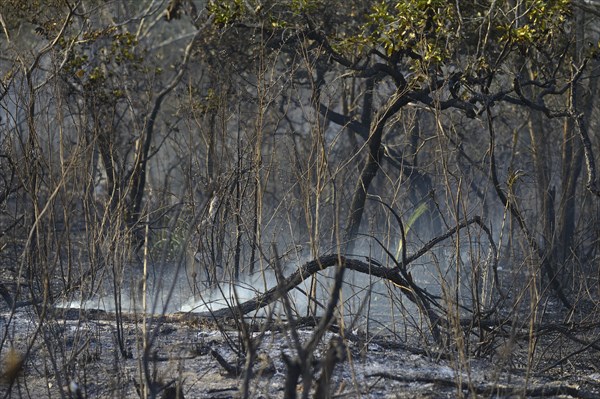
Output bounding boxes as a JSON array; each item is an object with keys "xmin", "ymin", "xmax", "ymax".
[{"xmin": 205, "ymin": 0, "xmax": 572, "ymax": 71}]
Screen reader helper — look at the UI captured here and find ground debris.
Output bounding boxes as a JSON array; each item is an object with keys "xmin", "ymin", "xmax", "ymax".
[
  {"xmin": 1, "ymin": 307, "xmax": 599, "ymax": 398},
  {"xmin": 368, "ymin": 372, "xmax": 599, "ymax": 398}
]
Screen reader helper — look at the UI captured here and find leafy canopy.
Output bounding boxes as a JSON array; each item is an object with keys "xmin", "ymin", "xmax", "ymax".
[{"xmin": 206, "ymin": 0, "xmax": 572, "ymax": 75}]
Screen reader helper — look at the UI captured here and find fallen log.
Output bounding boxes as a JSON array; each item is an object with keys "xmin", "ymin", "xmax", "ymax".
[
  {"xmin": 368, "ymin": 372, "xmax": 597, "ymax": 399},
  {"xmin": 181, "ymin": 254, "xmax": 443, "ymax": 341}
]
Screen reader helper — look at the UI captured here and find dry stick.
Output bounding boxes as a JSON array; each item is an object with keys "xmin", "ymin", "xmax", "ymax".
[
  {"xmin": 367, "ymin": 196, "xmax": 502, "ymax": 334},
  {"xmin": 138, "ymin": 195, "xmax": 216, "ymax": 397},
  {"xmin": 313, "ymin": 336, "xmax": 346, "ymax": 399},
  {"xmin": 129, "ymin": 25, "xmax": 203, "ymax": 222},
  {"xmin": 539, "ymin": 327, "xmax": 600, "ymax": 373},
  {"xmin": 486, "ymin": 108, "xmax": 572, "ymax": 309},
  {"xmin": 2, "ymin": 5, "xmax": 79, "ymax": 394},
  {"xmin": 566, "ymin": 58, "xmax": 600, "ymax": 198},
  {"xmin": 238, "ymin": 300, "xmax": 274, "ymax": 399},
  {"xmin": 365, "ymin": 196, "xmax": 408, "ymax": 264},
  {"xmin": 271, "ymin": 245, "xmax": 304, "ymax": 354},
  {"xmin": 360, "ymin": 233, "xmax": 443, "ymax": 341},
  {"xmin": 210, "ymin": 348, "xmax": 242, "ymax": 377},
  {"xmin": 272, "ymin": 245, "xmax": 310, "ymax": 399},
  {"xmin": 573, "ymin": 107, "xmax": 600, "ymax": 198},
  {"xmin": 273, "ymin": 243, "xmax": 348, "ymax": 399},
  {"xmin": 364, "ymin": 215, "xmax": 499, "ymax": 321},
  {"xmin": 301, "ymin": 256, "xmax": 347, "ymax": 399},
  {"xmin": 404, "ymin": 215, "xmax": 505, "ymax": 315}
]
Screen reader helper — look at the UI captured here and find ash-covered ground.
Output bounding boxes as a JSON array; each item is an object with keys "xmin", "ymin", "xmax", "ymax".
[{"xmin": 2, "ymin": 300, "xmax": 600, "ymax": 398}]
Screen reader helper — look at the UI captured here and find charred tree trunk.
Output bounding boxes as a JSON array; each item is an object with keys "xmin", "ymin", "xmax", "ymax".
[{"xmin": 343, "ymin": 90, "xmax": 411, "ymax": 253}]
